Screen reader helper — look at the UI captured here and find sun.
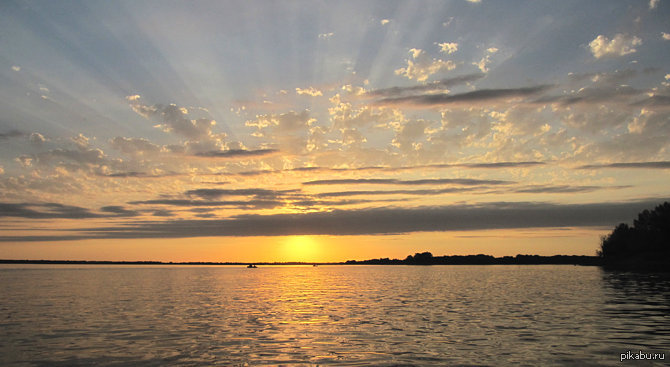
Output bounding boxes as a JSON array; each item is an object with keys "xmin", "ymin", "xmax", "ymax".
[{"xmin": 281, "ymin": 235, "xmax": 321, "ymax": 262}]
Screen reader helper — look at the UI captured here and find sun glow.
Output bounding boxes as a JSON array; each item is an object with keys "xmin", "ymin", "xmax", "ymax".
[{"xmin": 281, "ymin": 236, "xmax": 322, "ymax": 262}]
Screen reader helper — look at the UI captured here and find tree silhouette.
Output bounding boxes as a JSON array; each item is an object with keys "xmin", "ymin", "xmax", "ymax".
[{"xmin": 599, "ymin": 202, "xmax": 670, "ymax": 271}]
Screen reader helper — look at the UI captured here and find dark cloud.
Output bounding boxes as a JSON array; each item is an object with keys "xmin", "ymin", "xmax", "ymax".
[
  {"xmin": 315, "ymin": 187, "xmax": 478, "ymax": 198},
  {"xmin": 6, "ymin": 199, "xmax": 666, "ymax": 241},
  {"xmin": 194, "ymin": 148, "xmax": 278, "ymax": 158},
  {"xmin": 375, "ymin": 85, "xmax": 552, "ymax": 106},
  {"xmin": 0, "ymin": 130, "xmax": 24, "ymax": 139},
  {"xmin": 631, "ymin": 95, "xmax": 670, "ymax": 108},
  {"xmin": 577, "ymin": 161, "xmax": 670, "ymax": 169},
  {"xmin": 0, "ymin": 202, "xmax": 101, "ymax": 219},
  {"xmin": 129, "ymin": 199, "xmax": 284, "ymax": 209},
  {"xmin": 230, "ymin": 162, "xmax": 545, "ymax": 176},
  {"xmin": 533, "ymin": 85, "xmax": 641, "ymax": 106},
  {"xmin": 368, "ymin": 73, "xmax": 485, "ymax": 97},
  {"xmin": 303, "ymin": 178, "xmax": 512, "ymax": 186},
  {"xmin": 511, "ymin": 185, "xmax": 630, "ymax": 194},
  {"xmin": 185, "ymin": 188, "xmax": 294, "ymax": 200},
  {"xmin": 99, "ymin": 206, "xmax": 140, "ymax": 217},
  {"xmin": 101, "ymin": 171, "xmax": 180, "ymax": 178}
]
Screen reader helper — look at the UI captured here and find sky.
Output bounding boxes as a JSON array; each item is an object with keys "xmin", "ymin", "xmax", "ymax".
[{"xmin": 1, "ymin": 0, "xmax": 669, "ymax": 262}]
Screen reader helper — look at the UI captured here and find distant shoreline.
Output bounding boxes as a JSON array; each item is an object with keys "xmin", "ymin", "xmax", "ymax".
[{"xmin": 0, "ymin": 254, "xmax": 602, "ymax": 266}]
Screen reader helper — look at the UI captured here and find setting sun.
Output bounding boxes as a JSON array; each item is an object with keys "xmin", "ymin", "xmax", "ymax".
[{"xmin": 281, "ymin": 236, "xmax": 322, "ymax": 262}]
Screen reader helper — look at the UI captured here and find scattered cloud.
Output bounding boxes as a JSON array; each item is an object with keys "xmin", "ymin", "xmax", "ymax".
[
  {"xmin": 438, "ymin": 42, "xmax": 458, "ymax": 54},
  {"xmin": 194, "ymin": 148, "xmax": 279, "ymax": 158},
  {"xmin": 649, "ymin": 0, "xmax": 660, "ymax": 10},
  {"xmin": 11, "ymin": 65, "xmax": 21, "ymax": 72},
  {"xmin": 473, "ymin": 55, "xmax": 491, "ymax": 73},
  {"xmin": 395, "ymin": 48, "xmax": 457, "ymax": 82},
  {"xmin": 295, "ymin": 87, "xmax": 323, "ymax": 97},
  {"xmin": 318, "ymin": 32, "xmax": 334, "ymax": 40},
  {"xmin": 126, "ymin": 95, "xmax": 226, "ymax": 153},
  {"xmin": 29, "ymin": 133, "xmax": 46, "ymax": 145},
  {"xmin": 380, "ymin": 19, "xmax": 390, "ymax": 25},
  {"xmin": 662, "ymin": 32, "xmax": 670, "ymax": 40},
  {"xmin": 589, "ymin": 34, "xmax": 642, "ymax": 58}
]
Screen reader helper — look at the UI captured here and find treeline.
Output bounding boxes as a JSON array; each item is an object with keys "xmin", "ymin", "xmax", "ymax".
[
  {"xmin": 345, "ymin": 252, "xmax": 601, "ymax": 265},
  {"xmin": 599, "ymin": 201, "xmax": 670, "ymax": 271}
]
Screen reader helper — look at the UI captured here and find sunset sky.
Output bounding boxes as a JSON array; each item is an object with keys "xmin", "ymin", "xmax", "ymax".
[{"xmin": 1, "ymin": 0, "xmax": 669, "ymax": 262}]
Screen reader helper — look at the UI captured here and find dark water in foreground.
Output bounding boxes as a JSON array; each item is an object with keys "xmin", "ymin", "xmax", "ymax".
[{"xmin": 1, "ymin": 265, "xmax": 669, "ymax": 366}]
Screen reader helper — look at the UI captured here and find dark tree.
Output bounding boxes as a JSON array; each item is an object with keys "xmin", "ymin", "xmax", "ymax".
[{"xmin": 599, "ymin": 202, "xmax": 670, "ymax": 271}]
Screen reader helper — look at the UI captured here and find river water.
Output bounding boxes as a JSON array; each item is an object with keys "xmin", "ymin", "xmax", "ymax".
[{"xmin": 1, "ymin": 265, "xmax": 668, "ymax": 366}]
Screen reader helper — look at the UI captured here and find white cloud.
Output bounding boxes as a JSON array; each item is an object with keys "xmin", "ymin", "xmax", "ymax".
[
  {"xmin": 71, "ymin": 133, "xmax": 91, "ymax": 149},
  {"xmin": 473, "ymin": 55, "xmax": 491, "ymax": 73},
  {"xmin": 295, "ymin": 87, "xmax": 323, "ymax": 97},
  {"xmin": 589, "ymin": 34, "xmax": 642, "ymax": 58},
  {"xmin": 110, "ymin": 137, "xmax": 161, "ymax": 156},
  {"xmin": 487, "ymin": 47, "xmax": 499, "ymax": 53},
  {"xmin": 395, "ymin": 48, "xmax": 457, "ymax": 82},
  {"xmin": 662, "ymin": 32, "xmax": 670, "ymax": 40},
  {"xmin": 30, "ymin": 133, "xmax": 46, "ymax": 144},
  {"xmin": 126, "ymin": 95, "xmax": 225, "ymax": 152},
  {"xmin": 467, "ymin": 0, "xmax": 481, "ymax": 3},
  {"xmin": 0, "ymin": 166, "xmax": 4, "ymax": 175},
  {"xmin": 380, "ymin": 19, "xmax": 390, "ymax": 25},
  {"xmin": 438, "ymin": 42, "xmax": 459, "ymax": 54},
  {"xmin": 649, "ymin": 0, "xmax": 660, "ymax": 9},
  {"xmin": 318, "ymin": 32, "xmax": 334, "ymax": 40},
  {"xmin": 11, "ymin": 66, "xmax": 20, "ymax": 72}
]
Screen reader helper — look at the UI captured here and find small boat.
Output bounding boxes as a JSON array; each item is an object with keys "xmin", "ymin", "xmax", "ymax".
[{"xmin": 247, "ymin": 264, "xmax": 257, "ymax": 268}]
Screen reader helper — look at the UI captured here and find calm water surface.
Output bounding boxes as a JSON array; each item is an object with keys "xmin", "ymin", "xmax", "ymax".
[{"xmin": 1, "ymin": 265, "xmax": 669, "ymax": 366}]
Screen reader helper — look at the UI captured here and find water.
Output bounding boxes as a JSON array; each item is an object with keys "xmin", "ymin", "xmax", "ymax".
[{"xmin": 1, "ymin": 265, "xmax": 668, "ymax": 366}]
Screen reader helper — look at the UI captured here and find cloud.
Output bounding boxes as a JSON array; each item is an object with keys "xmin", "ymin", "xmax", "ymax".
[
  {"xmin": 318, "ymin": 32, "xmax": 334, "ymax": 40},
  {"xmin": 194, "ymin": 148, "xmax": 279, "ymax": 158},
  {"xmin": 295, "ymin": 87, "xmax": 323, "ymax": 97},
  {"xmin": 368, "ymin": 73, "xmax": 485, "ymax": 97},
  {"xmin": 30, "ymin": 133, "xmax": 46, "ymax": 144},
  {"xmin": 315, "ymin": 187, "xmax": 479, "ymax": 198},
  {"xmin": 473, "ymin": 55, "xmax": 491, "ymax": 73},
  {"xmin": 0, "ymin": 130, "xmax": 23, "ymax": 139},
  {"xmin": 649, "ymin": 0, "xmax": 660, "ymax": 9},
  {"xmin": 11, "ymin": 65, "xmax": 21, "ymax": 72},
  {"xmin": 511, "ymin": 185, "xmax": 629, "ymax": 194},
  {"xmin": 577, "ymin": 161, "xmax": 670, "ymax": 169},
  {"xmin": 589, "ymin": 34, "xmax": 642, "ymax": 58},
  {"xmin": 662, "ymin": 32, "xmax": 670, "ymax": 40},
  {"xmin": 380, "ymin": 19, "xmax": 390, "ymax": 25},
  {"xmin": 128, "ymin": 199, "xmax": 284, "ymax": 209},
  {"xmin": 230, "ymin": 161, "xmax": 545, "ymax": 176},
  {"xmin": 126, "ymin": 95, "xmax": 226, "ymax": 153},
  {"xmin": 185, "ymin": 188, "xmax": 293, "ymax": 200},
  {"xmin": 99, "ymin": 206, "xmax": 140, "ymax": 217},
  {"xmin": 438, "ymin": 42, "xmax": 458, "ymax": 54},
  {"xmin": 9, "ymin": 199, "xmax": 666, "ymax": 241},
  {"xmin": 110, "ymin": 137, "xmax": 161, "ymax": 156},
  {"xmin": 303, "ymin": 178, "xmax": 512, "ymax": 186},
  {"xmin": 0, "ymin": 202, "xmax": 102, "ymax": 219},
  {"xmin": 395, "ymin": 48, "xmax": 457, "ymax": 82},
  {"xmin": 376, "ymin": 85, "xmax": 552, "ymax": 107}
]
